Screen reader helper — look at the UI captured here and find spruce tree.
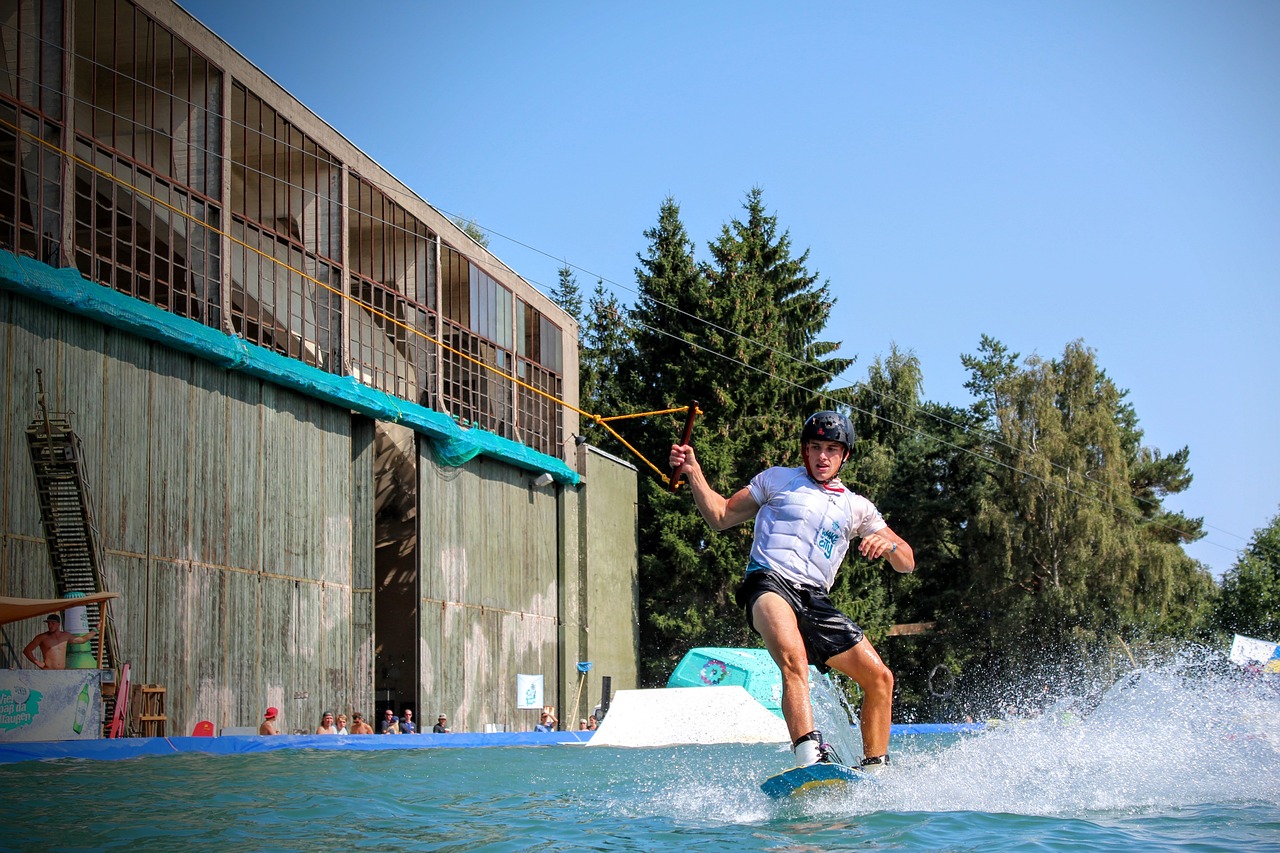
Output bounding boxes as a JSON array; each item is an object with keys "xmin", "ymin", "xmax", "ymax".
[
  {"xmin": 839, "ymin": 345, "xmax": 995, "ymax": 718},
  {"xmin": 550, "ymin": 263, "xmax": 584, "ymax": 327},
  {"xmin": 579, "ymin": 279, "xmax": 632, "ymax": 454},
  {"xmin": 629, "ymin": 190, "xmax": 852, "ymax": 683}
]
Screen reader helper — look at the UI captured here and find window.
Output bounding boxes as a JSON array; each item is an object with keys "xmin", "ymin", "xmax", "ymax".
[
  {"xmin": 66, "ymin": 0, "xmax": 222, "ymax": 324},
  {"xmin": 73, "ymin": 0, "xmax": 220, "ymax": 196},
  {"xmin": 232, "ymin": 84, "xmax": 340, "ymax": 262}
]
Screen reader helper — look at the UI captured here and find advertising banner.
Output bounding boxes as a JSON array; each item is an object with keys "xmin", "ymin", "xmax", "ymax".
[
  {"xmin": 1230, "ymin": 634, "xmax": 1280, "ymax": 673},
  {"xmin": 0, "ymin": 670, "xmax": 103, "ymax": 742}
]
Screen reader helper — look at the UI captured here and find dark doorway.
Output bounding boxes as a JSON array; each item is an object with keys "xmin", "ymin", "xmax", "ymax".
[{"xmin": 373, "ymin": 421, "xmax": 418, "ymax": 716}]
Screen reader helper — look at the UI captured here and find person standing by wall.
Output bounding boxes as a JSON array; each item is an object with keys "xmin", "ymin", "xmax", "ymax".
[
  {"xmin": 535, "ymin": 707, "xmax": 558, "ymax": 732},
  {"xmin": 23, "ymin": 614, "xmax": 96, "ymax": 670},
  {"xmin": 400, "ymin": 709, "xmax": 418, "ymax": 733},
  {"xmin": 380, "ymin": 708, "xmax": 399, "ymax": 734}
]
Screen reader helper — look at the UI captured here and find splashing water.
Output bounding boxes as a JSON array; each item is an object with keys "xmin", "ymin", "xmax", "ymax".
[
  {"xmin": 810, "ymin": 670, "xmax": 865, "ymax": 764},
  {"xmin": 829, "ymin": 647, "xmax": 1280, "ymax": 817}
]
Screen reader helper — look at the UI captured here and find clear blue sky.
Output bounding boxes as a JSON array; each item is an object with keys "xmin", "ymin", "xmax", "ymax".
[{"xmin": 179, "ymin": 0, "xmax": 1279, "ymax": 577}]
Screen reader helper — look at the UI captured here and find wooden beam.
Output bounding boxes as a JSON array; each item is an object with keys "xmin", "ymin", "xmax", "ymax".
[{"xmin": 887, "ymin": 621, "xmax": 936, "ymax": 637}]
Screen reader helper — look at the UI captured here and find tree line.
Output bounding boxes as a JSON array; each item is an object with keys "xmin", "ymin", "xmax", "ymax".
[{"xmin": 550, "ymin": 189, "xmax": 1280, "ymax": 720}]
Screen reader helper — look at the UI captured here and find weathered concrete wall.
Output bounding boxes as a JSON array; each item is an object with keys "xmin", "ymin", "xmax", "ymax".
[
  {"xmin": 574, "ymin": 445, "xmax": 640, "ymax": 720},
  {"xmin": 0, "ymin": 288, "xmax": 640, "ymax": 737},
  {"xmin": 412, "ymin": 444, "xmax": 640, "ymax": 733},
  {"xmin": 1, "ymin": 0, "xmax": 633, "ymax": 738},
  {"xmin": 417, "ymin": 452, "xmax": 560, "ymax": 732},
  {"xmin": 0, "ymin": 289, "xmax": 372, "ymax": 735}
]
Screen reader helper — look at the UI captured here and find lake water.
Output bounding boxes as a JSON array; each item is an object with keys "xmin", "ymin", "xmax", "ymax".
[{"xmin": 2, "ymin": 653, "xmax": 1277, "ymax": 851}]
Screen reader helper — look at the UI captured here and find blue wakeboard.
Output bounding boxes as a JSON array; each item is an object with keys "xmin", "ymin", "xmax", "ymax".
[{"xmin": 760, "ymin": 761, "xmax": 869, "ymax": 799}]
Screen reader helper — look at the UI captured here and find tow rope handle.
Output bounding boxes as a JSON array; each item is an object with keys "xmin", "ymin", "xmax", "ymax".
[{"xmin": 669, "ymin": 400, "xmax": 700, "ymax": 493}]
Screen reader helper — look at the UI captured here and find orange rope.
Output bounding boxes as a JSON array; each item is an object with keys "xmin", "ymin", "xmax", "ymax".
[
  {"xmin": 2, "ymin": 115, "xmax": 697, "ymax": 482},
  {"xmin": 0, "ymin": 115, "xmax": 592, "ymax": 420},
  {"xmin": 597, "ymin": 406, "xmax": 688, "ymax": 422}
]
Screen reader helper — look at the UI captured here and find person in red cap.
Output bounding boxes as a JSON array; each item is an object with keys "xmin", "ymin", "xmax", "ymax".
[{"xmin": 259, "ymin": 706, "xmax": 280, "ymax": 735}]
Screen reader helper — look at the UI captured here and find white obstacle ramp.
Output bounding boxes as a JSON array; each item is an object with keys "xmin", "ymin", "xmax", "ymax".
[{"xmin": 588, "ymin": 686, "xmax": 789, "ymax": 747}]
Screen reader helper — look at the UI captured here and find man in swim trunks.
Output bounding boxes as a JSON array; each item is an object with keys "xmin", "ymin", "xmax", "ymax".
[
  {"xmin": 669, "ymin": 410, "xmax": 915, "ymax": 770},
  {"xmin": 23, "ymin": 613, "xmax": 97, "ymax": 670}
]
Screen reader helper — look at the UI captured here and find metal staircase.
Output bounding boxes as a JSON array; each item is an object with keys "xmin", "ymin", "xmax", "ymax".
[{"xmin": 26, "ymin": 370, "xmax": 123, "ymax": 732}]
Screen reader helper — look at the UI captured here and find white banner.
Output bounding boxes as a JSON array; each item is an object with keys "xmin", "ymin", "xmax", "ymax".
[
  {"xmin": 517, "ymin": 673, "xmax": 544, "ymax": 710},
  {"xmin": 0, "ymin": 669, "xmax": 104, "ymax": 742},
  {"xmin": 1230, "ymin": 634, "xmax": 1280, "ymax": 673}
]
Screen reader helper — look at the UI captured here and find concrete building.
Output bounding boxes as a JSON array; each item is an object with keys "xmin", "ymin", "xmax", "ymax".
[{"xmin": 0, "ymin": 0, "xmax": 638, "ymax": 735}]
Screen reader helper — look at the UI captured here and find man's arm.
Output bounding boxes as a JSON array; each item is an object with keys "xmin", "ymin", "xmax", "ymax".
[
  {"xmin": 858, "ymin": 526, "xmax": 915, "ymax": 573},
  {"xmin": 669, "ymin": 444, "xmax": 760, "ymax": 530},
  {"xmin": 22, "ymin": 636, "xmax": 45, "ymax": 668}
]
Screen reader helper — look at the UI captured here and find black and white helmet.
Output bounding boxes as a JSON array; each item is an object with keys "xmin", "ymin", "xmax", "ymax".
[{"xmin": 801, "ymin": 411, "xmax": 854, "ymax": 453}]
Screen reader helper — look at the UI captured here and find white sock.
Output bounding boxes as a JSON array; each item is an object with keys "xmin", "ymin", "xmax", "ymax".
[{"xmin": 793, "ymin": 738, "xmax": 821, "ymax": 766}]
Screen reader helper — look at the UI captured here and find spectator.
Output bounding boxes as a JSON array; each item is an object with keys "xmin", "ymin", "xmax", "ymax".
[
  {"xmin": 432, "ymin": 714, "xmax": 449, "ymax": 733},
  {"xmin": 578, "ymin": 718, "xmax": 589, "ymax": 730},
  {"xmin": 336, "ymin": 714, "xmax": 349, "ymax": 735},
  {"xmin": 316, "ymin": 711, "xmax": 339, "ymax": 734},
  {"xmin": 23, "ymin": 614, "xmax": 96, "ymax": 671},
  {"xmin": 349, "ymin": 712, "xmax": 374, "ymax": 734},
  {"xmin": 380, "ymin": 708, "xmax": 400, "ymax": 734},
  {"xmin": 587, "ymin": 716, "xmax": 597, "ymax": 731},
  {"xmin": 259, "ymin": 707, "xmax": 280, "ymax": 736},
  {"xmin": 535, "ymin": 708, "xmax": 557, "ymax": 732},
  {"xmin": 400, "ymin": 709, "xmax": 418, "ymax": 734}
]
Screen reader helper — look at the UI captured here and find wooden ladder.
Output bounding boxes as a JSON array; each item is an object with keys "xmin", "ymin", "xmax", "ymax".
[{"xmin": 136, "ymin": 684, "xmax": 167, "ymax": 737}]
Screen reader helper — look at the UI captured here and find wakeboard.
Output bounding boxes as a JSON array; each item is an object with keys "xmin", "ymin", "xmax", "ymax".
[{"xmin": 760, "ymin": 761, "xmax": 869, "ymax": 799}]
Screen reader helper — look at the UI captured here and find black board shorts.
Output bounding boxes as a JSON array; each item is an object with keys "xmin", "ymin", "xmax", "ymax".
[{"xmin": 735, "ymin": 569, "xmax": 865, "ymax": 672}]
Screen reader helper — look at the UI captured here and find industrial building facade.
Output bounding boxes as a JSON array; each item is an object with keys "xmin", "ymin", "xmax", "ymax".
[{"xmin": 0, "ymin": 0, "xmax": 639, "ymax": 735}]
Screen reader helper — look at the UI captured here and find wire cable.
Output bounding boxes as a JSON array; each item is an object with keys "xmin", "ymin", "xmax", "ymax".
[{"xmin": 0, "ymin": 28, "xmax": 1247, "ymax": 558}]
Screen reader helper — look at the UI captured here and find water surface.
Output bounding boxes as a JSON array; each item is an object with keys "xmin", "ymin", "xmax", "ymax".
[{"xmin": 2, "ymin": 657, "xmax": 1277, "ymax": 851}]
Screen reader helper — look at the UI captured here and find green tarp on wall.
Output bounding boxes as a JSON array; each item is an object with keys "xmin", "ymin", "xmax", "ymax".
[{"xmin": 0, "ymin": 250, "xmax": 578, "ymax": 485}]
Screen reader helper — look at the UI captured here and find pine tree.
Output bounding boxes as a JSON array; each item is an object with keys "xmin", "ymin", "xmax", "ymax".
[
  {"xmin": 550, "ymin": 264, "xmax": 584, "ymax": 328},
  {"xmin": 839, "ymin": 345, "xmax": 994, "ymax": 717},
  {"xmin": 579, "ymin": 279, "xmax": 632, "ymax": 453},
  {"xmin": 628, "ymin": 190, "xmax": 852, "ymax": 683}
]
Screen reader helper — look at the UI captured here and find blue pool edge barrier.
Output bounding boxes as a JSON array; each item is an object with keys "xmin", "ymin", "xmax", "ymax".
[{"xmin": 0, "ymin": 723, "xmax": 983, "ymax": 765}]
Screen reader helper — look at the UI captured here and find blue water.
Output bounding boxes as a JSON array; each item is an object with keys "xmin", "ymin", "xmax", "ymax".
[{"xmin": 2, "ymin": 657, "xmax": 1278, "ymax": 851}]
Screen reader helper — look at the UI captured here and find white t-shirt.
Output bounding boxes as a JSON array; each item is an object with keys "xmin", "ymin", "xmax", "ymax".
[{"xmin": 746, "ymin": 466, "xmax": 886, "ymax": 590}]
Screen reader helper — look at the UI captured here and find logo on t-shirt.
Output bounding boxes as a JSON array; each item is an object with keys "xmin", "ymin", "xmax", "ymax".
[{"xmin": 817, "ymin": 519, "xmax": 841, "ymax": 559}]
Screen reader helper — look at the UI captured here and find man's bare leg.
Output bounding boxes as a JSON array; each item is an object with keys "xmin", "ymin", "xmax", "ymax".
[
  {"xmin": 751, "ymin": 592, "xmax": 814, "ymax": 743},
  {"xmin": 826, "ymin": 639, "xmax": 894, "ymax": 759}
]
